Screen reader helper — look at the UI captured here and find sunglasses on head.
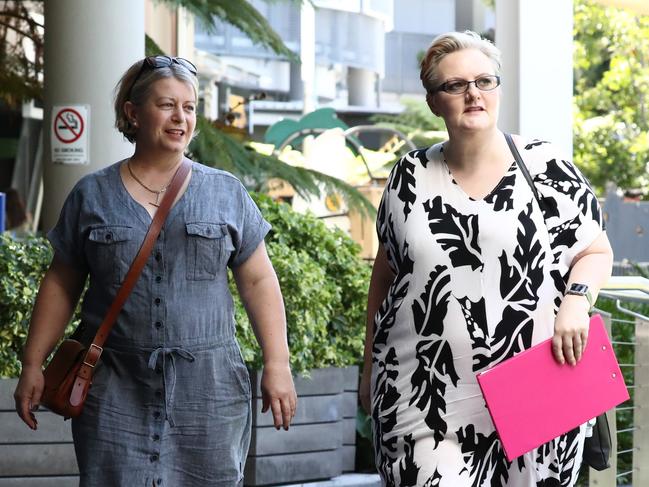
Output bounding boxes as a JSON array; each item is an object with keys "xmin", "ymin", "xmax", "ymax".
[{"xmin": 127, "ymin": 55, "xmax": 197, "ymax": 101}]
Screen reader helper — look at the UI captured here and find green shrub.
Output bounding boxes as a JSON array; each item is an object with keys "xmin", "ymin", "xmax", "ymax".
[
  {"xmin": 0, "ymin": 195, "xmax": 371, "ymax": 377},
  {"xmin": 234, "ymin": 193, "xmax": 371, "ymax": 374},
  {"xmin": 0, "ymin": 234, "xmax": 53, "ymax": 378}
]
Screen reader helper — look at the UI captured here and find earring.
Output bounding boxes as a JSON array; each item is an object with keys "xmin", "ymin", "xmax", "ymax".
[{"xmin": 131, "ymin": 120, "xmax": 138, "ymax": 128}]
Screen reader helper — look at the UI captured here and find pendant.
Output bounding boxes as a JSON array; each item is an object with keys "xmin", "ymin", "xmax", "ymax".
[{"xmin": 152, "ymin": 190, "xmax": 163, "ymax": 207}]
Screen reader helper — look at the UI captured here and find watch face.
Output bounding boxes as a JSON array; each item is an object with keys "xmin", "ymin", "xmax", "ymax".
[{"xmin": 568, "ymin": 283, "xmax": 589, "ymax": 295}]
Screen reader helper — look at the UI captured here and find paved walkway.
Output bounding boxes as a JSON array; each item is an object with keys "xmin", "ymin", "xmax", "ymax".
[{"xmin": 284, "ymin": 473, "xmax": 381, "ymax": 487}]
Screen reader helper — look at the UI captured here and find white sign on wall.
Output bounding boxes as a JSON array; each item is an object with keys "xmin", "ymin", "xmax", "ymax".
[{"xmin": 51, "ymin": 105, "xmax": 90, "ymax": 164}]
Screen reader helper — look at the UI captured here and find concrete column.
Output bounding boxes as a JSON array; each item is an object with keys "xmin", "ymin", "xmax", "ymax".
[
  {"xmin": 289, "ymin": 62, "xmax": 304, "ymax": 102},
  {"xmin": 300, "ymin": 2, "xmax": 316, "ymax": 114},
  {"xmin": 43, "ymin": 0, "xmax": 144, "ymax": 229},
  {"xmin": 347, "ymin": 67, "xmax": 376, "ymax": 107},
  {"xmin": 495, "ymin": 0, "xmax": 573, "ymax": 154},
  {"xmin": 217, "ymin": 83, "xmax": 231, "ymax": 121},
  {"xmin": 455, "ymin": 0, "xmax": 489, "ymax": 33}
]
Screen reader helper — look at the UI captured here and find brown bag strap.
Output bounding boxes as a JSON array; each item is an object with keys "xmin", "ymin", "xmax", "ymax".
[{"xmin": 74, "ymin": 158, "xmax": 191, "ymax": 377}]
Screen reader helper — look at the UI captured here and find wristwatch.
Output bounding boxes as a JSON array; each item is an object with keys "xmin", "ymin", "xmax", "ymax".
[{"xmin": 565, "ymin": 283, "xmax": 594, "ymax": 309}]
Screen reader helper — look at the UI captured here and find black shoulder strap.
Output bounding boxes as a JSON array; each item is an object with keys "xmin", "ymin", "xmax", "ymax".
[{"xmin": 505, "ymin": 133, "xmax": 544, "ymax": 210}]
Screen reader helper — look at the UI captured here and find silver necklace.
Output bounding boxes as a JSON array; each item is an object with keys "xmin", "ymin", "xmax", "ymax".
[{"xmin": 126, "ymin": 159, "xmax": 172, "ymax": 207}]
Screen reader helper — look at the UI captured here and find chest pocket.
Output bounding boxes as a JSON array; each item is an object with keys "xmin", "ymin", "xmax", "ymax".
[
  {"xmin": 185, "ymin": 222, "xmax": 231, "ymax": 280},
  {"xmin": 87, "ymin": 225, "xmax": 134, "ymax": 285}
]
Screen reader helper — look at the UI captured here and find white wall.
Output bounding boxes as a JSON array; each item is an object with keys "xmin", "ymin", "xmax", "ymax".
[{"xmin": 496, "ymin": 0, "xmax": 574, "ymax": 154}]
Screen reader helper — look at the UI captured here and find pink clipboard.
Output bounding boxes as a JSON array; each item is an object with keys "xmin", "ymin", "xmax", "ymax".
[{"xmin": 477, "ymin": 314, "xmax": 629, "ymax": 461}]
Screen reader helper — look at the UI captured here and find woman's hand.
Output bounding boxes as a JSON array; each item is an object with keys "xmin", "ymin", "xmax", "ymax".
[
  {"xmin": 14, "ymin": 364, "xmax": 44, "ymax": 430},
  {"xmin": 261, "ymin": 362, "xmax": 297, "ymax": 431},
  {"xmin": 359, "ymin": 367, "xmax": 371, "ymax": 415},
  {"xmin": 552, "ymin": 295, "xmax": 591, "ymax": 366}
]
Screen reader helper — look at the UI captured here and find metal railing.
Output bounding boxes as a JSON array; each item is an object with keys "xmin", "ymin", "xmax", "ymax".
[{"xmin": 589, "ymin": 276, "xmax": 649, "ymax": 487}]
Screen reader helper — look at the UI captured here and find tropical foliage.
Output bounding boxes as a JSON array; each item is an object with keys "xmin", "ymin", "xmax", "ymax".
[
  {"xmin": 0, "ymin": 1, "xmax": 43, "ymax": 105},
  {"xmin": 187, "ymin": 117, "xmax": 376, "ymax": 216},
  {"xmin": 0, "ymin": 196, "xmax": 371, "ymax": 377},
  {"xmin": 370, "ymin": 98, "xmax": 447, "ymax": 151},
  {"xmin": 2, "ymin": 0, "xmax": 373, "ymax": 214},
  {"xmin": 574, "ymin": 0, "xmax": 649, "ymax": 196},
  {"xmin": 233, "ymin": 194, "xmax": 371, "ymax": 374},
  {"xmin": 156, "ymin": 0, "xmax": 299, "ymax": 60},
  {"xmin": 1, "ymin": 0, "xmax": 297, "ymax": 106}
]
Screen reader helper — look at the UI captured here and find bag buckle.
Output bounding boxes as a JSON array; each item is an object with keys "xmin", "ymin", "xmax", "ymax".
[{"xmin": 83, "ymin": 343, "xmax": 103, "ymax": 368}]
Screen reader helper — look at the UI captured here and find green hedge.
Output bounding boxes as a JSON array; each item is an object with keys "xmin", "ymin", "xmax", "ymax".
[
  {"xmin": 0, "ymin": 195, "xmax": 371, "ymax": 377},
  {"xmin": 236, "ymin": 194, "xmax": 371, "ymax": 373},
  {"xmin": 0, "ymin": 234, "xmax": 57, "ymax": 378}
]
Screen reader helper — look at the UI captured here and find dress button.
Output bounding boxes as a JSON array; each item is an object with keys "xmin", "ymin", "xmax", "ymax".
[
  {"xmin": 155, "ymin": 321, "xmax": 162, "ymax": 329},
  {"xmin": 155, "ymin": 252, "xmax": 162, "ymax": 261},
  {"xmin": 155, "ymin": 389, "xmax": 163, "ymax": 398},
  {"xmin": 150, "ymin": 453, "xmax": 159, "ymax": 462},
  {"xmin": 152, "ymin": 434, "xmax": 160, "ymax": 441},
  {"xmin": 155, "ymin": 366, "xmax": 163, "ymax": 374},
  {"xmin": 105, "ymin": 233, "xmax": 112, "ymax": 241},
  {"xmin": 155, "ymin": 276, "xmax": 162, "ymax": 283},
  {"xmin": 153, "ymin": 411, "xmax": 161, "ymax": 419},
  {"xmin": 154, "ymin": 298, "xmax": 161, "ymax": 305}
]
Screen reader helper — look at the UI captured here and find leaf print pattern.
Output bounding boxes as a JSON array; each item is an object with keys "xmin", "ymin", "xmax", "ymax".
[
  {"xmin": 525, "ymin": 140, "xmax": 550, "ymax": 150},
  {"xmin": 535, "ymin": 428, "xmax": 582, "ymax": 487},
  {"xmin": 374, "ymin": 236, "xmax": 413, "ymax": 349},
  {"xmin": 489, "ymin": 305, "xmax": 533, "ymax": 364},
  {"xmin": 410, "ymin": 338, "xmax": 459, "ymax": 446},
  {"xmin": 459, "ymin": 297, "xmax": 490, "ymax": 371},
  {"xmin": 389, "ymin": 152, "xmax": 418, "ymax": 221},
  {"xmin": 484, "ymin": 163, "xmax": 517, "ymax": 212},
  {"xmin": 422, "ymin": 470, "xmax": 443, "ymax": 487},
  {"xmin": 499, "ymin": 202, "xmax": 545, "ymax": 311},
  {"xmin": 488, "ymin": 202, "xmax": 544, "ymax": 365},
  {"xmin": 412, "ymin": 265, "xmax": 451, "ymax": 337},
  {"xmin": 547, "ymin": 215, "xmax": 580, "ymax": 262},
  {"xmin": 370, "ymin": 139, "xmax": 599, "ymax": 486},
  {"xmin": 399, "ymin": 434, "xmax": 421, "ymax": 486},
  {"xmin": 373, "ymin": 347, "xmax": 401, "ymax": 484},
  {"xmin": 410, "ymin": 265, "xmax": 459, "ymax": 448},
  {"xmin": 457, "ymin": 425, "xmax": 511, "ymax": 487},
  {"xmin": 424, "ymin": 196, "xmax": 483, "ymax": 271}
]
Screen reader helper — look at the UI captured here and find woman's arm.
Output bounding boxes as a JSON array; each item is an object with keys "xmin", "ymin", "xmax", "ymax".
[
  {"xmin": 553, "ymin": 231, "xmax": 614, "ymax": 365},
  {"xmin": 359, "ymin": 244, "xmax": 395, "ymax": 414},
  {"xmin": 14, "ymin": 254, "xmax": 87, "ymax": 429},
  {"xmin": 232, "ymin": 241, "xmax": 297, "ymax": 431}
]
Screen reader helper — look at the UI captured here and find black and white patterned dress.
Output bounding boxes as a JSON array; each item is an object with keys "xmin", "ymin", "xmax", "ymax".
[{"xmin": 372, "ymin": 138, "xmax": 604, "ymax": 486}]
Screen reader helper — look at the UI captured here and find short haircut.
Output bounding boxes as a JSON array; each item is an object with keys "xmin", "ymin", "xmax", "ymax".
[
  {"xmin": 114, "ymin": 59, "xmax": 199, "ymax": 143},
  {"xmin": 420, "ymin": 30, "xmax": 501, "ymax": 94}
]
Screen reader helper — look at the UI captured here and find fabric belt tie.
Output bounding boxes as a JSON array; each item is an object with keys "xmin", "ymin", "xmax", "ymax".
[{"xmin": 147, "ymin": 347, "xmax": 196, "ymax": 427}]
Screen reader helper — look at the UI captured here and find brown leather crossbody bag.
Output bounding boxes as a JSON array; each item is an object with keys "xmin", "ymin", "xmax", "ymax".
[{"xmin": 40, "ymin": 159, "xmax": 191, "ymax": 419}]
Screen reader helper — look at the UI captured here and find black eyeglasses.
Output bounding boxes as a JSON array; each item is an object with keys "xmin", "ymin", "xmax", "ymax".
[
  {"xmin": 433, "ymin": 75, "xmax": 501, "ymax": 95},
  {"xmin": 127, "ymin": 56, "xmax": 197, "ymax": 101}
]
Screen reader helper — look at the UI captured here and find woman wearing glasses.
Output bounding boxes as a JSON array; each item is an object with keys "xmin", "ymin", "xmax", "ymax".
[
  {"xmin": 359, "ymin": 31, "xmax": 613, "ymax": 486},
  {"xmin": 14, "ymin": 56, "xmax": 297, "ymax": 486}
]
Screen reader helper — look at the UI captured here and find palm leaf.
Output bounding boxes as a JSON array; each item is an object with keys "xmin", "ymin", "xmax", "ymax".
[
  {"xmin": 145, "ymin": 34, "xmax": 166, "ymax": 56},
  {"xmin": 188, "ymin": 116, "xmax": 376, "ymax": 218},
  {"xmin": 155, "ymin": 0, "xmax": 298, "ymax": 60}
]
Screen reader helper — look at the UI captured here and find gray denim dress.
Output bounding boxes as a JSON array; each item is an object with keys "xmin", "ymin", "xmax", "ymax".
[{"xmin": 48, "ymin": 160, "xmax": 270, "ymax": 486}]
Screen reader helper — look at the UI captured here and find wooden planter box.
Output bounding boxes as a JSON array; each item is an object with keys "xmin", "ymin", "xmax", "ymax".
[
  {"xmin": 245, "ymin": 366, "xmax": 359, "ymax": 486},
  {"xmin": 0, "ymin": 365, "xmax": 359, "ymax": 487},
  {"xmin": 0, "ymin": 378, "xmax": 78, "ymax": 487}
]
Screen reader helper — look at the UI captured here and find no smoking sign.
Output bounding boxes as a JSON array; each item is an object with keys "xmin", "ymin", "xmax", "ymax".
[{"xmin": 51, "ymin": 105, "xmax": 90, "ymax": 164}]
